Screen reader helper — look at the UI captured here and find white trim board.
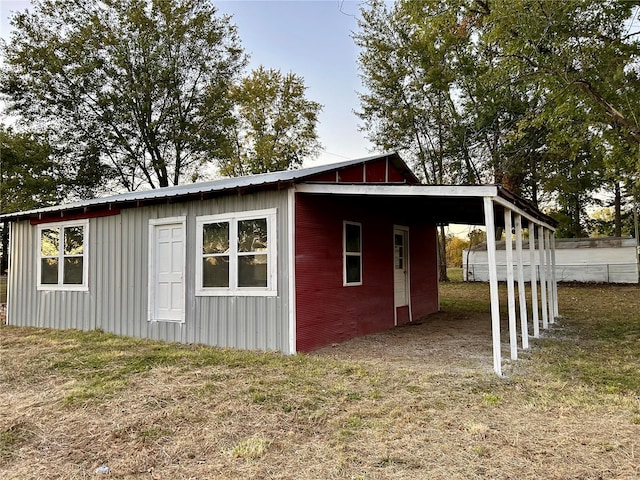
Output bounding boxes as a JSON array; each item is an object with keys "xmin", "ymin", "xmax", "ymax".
[
  {"xmin": 296, "ymin": 183, "xmax": 499, "ymax": 198},
  {"xmin": 287, "ymin": 189, "xmax": 297, "ymax": 355}
]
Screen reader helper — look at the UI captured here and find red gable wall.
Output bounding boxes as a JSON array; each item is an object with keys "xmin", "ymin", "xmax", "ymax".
[
  {"xmin": 304, "ymin": 157, "xmax": 414, "ymax": 184},
  {"xmin": 294, "ymin": 194, "xmax": 438, "ymax": 352},
  {"xmin": 364, "ymin": 160, "xmax": 387, "ymax": 182}
]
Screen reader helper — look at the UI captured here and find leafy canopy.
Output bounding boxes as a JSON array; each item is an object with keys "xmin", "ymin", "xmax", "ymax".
[
  {"xmin": 0, "ymin": 126, "xmax": 62, "ymax": 214},
  {"xmin": 220, "ymin": 66, "xmax": 322, "ymax": 177},
  {"xmin": 1, "ymin": 0, "xmax": 246, "ymax": 190},
  {"xmin": 356, "ymin": 0, "xmax": 640, "ymax": 236}
]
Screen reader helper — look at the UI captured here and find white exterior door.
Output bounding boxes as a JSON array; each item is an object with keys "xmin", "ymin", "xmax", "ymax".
[
  {"xmin": 150, "ymin": 218, "xmax": 186, "ymax": 322},
  {"xmin": 394, "ymin": 227, "xmax": 409, "ymax": 308}
]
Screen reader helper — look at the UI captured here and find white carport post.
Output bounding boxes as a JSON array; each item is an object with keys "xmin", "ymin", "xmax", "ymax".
[
  {"xmin": 528, "ymin": 220, "xmax": 540, "ymax": 338},
  {"xmin": 484, "ymin": 197, "xmax": 502, "ymax": 376},
  {"xmin": 515, "ymin": 214, "xmax": 529, "ymax": 349},
  {"xmin": 551, "ymin": 232, "xmax": 559, "ymax": 319},
  {"xmin": 504, "ymin": 208, "xmax": 518, "ymax": 360},
  {"xmin": 544, "ymin": 229, "xmax": 554, "ymax": 324},
  {"xmin": 538, "ymin": 225, "xmax": 549, "ymax": 330}
]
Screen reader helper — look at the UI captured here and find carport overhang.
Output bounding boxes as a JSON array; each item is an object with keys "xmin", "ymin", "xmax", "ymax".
[{"xmin": 295, "ymin": 183, "xmax": 560, "ymax": 376}]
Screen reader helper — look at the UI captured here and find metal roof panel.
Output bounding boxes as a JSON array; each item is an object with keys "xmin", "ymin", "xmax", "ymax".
[{"xmin": 0, "ymin": 153, "xmax": 405, "ymax": 221}]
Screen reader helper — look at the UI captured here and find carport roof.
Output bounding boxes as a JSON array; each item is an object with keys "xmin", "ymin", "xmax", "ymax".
[{"xmin": 295, "ymin": 183, "xmax": 557, "ymax": 230}]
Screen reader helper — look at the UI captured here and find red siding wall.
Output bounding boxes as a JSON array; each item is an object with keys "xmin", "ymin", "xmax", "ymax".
[
  {"xmin": 365, "ymin": 161, "xmax": 387, "ymax": 182},
  {"xmin": 409, "ymin": 223, "xmax": 439, "ymax": 319},
  {"xmin": 387, "ymin": 166, "xmax": 405, "ymax": 183},
  {"xmin": 337, "ymin": 165, "xmax": 364, "ymax": 183},
  {"xmin": 295, "ymin": 195, "xmax": 438, "ymax": 352},
  {"xmin": 304, "ymin": 170, "xmax": 336, "ymax": 183},
  {"xmin": 303, "ymin": 158, "xmax": 410, "ymax": 184}
]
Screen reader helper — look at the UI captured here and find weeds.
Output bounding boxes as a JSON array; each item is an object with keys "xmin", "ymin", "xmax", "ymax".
[
  {"xmin": 231, "ymin": 437, "xmax": 270, "ymax": 460},
  {"xmin": 481, "ymin": 394, "xmax": 501, "ymax": 405}
]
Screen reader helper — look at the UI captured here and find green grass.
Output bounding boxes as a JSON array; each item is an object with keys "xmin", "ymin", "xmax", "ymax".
[
  {"xmin": 3, "ymin": 327, "xmax": 377, "ymax": 409},
  {"xmin": 528, "ymin": 283, "xmax": 640, "ymax": 394},
  {"xmin": 445, "ymin": 266, "xmax": 464, "ymax": 282},
  {"xmin": 0, "ymin": 282, "xmax": 638, "ymax": 478},
  {"xmin": 231, "ymin": 437, "xmax": 271, "ymax": 459}
]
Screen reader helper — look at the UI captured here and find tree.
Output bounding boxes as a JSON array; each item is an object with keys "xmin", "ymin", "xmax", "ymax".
[
  {"xmin": 1, "ymin": 0, "xmax": 246, "ymax": 191},
  {"xmin": 590, "ymin": 206, "xmax": 636, "ymax": 238},
  {"xmin": 355, "ymin": 0, "xmax": 640, "ymax": 239},
  {"xmin": 477, "ymin": 0, "xmax": 640, "ymax": 235},
  {"xmin": 354, "ymin": 0, "xmax": 542, "ymax": 279},
  {"xmin": 0, "ymin": 126, "xmax": 92, "ymax": 272},
  {"xmin": 445, "ymin": 235, "xmax": 469, "ymax": 268},
  {"xmin": 355, "ymin": 1, "xmax": 479, "ymax": 186},
  {"xmin": 219, "ymin": 66, "xmax": 322, "ymax": 177},
  {"xmin": 1, "ymin": 128, "xmax": 57, "ymax": 214},
  {"xmin": 355, "ymin": 0, "xmax": 546, "ymax": 193}
]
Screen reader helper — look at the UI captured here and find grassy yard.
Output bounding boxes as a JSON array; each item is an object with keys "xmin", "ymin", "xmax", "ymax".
[{"xmin": 0, "ymin": 281, "xmax": 639, "ymax": 479}]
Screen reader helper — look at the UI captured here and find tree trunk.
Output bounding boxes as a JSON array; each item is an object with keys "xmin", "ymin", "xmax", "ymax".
[
  {"xmin": 569, "ymin": 194, "xmax": 583, "ymax": 237},
  {"xmin": 614, "ymin": 181, "xmax": 622, "ymax": 237},
  {"xmin": 438, "ymin": 225, "xmax": 449, "ymax": 282},
  {"xmin": 633, "ymin": 184, "xmax": 639, "ymax": 262}
]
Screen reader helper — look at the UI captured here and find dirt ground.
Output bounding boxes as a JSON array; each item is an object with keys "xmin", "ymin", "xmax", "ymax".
[{"xmin": 314, "ymin": 310, "xmax": 497, "ymax": 374}]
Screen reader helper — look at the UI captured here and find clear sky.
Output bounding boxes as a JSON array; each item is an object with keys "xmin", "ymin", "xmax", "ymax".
[{"xmin": 0, "ymin": 0, "xmax": 375, "ymax": 167}]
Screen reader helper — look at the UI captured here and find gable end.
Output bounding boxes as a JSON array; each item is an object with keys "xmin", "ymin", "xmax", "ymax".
[{"xmin": 303, "ymin": 155, "xmax": 418, "ymax": 185}]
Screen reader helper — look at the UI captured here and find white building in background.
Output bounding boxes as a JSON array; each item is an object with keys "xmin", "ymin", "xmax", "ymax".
[{"xmin": 463, "ymin": 237, "xmax": 639, "ymax": 284}]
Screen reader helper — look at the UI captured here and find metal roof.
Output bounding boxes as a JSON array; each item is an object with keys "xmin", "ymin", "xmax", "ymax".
[{"xmin": 0, "ymin": 152, "xmax": 413, "ymax": 222}]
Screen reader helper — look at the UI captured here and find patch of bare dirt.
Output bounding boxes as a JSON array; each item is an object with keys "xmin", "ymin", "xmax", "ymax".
[{"xmin": 314, "ymin": 310, "xmax": 497, "ymax": 374}]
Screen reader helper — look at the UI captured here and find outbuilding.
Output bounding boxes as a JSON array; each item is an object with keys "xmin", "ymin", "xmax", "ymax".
[
  {"xmin": 464, "ymin": 237, "xmax": 639, "ymax": 284},
  {"xmin": 1, "ymin": 153, "xmax": 558, "ymax": 375}
]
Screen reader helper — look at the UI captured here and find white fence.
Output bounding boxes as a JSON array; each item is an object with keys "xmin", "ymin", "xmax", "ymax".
[{"xmin": 463, "ymin": 237, "xmax": 639, "ymax": 284}]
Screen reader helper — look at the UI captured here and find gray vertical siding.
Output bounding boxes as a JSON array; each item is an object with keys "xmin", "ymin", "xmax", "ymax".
[{"xmin": 8, "ymin": 190, "xmax": 292, "ymax": 353}]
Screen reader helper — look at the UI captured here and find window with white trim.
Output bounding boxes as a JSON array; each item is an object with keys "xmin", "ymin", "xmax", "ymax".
[
  {"xmin": 343, "ymin": 221, "xmax": 362, "ymax": 285},
  {"xmin": 37, "ymin": 220, "xmax": 89, "ymax": 290},
  {"xmin": 196, "ymin": 209, "xmax": 277, "ymax": 296}
]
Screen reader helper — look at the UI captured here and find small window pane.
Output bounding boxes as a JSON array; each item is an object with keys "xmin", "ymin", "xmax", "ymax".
[
  {"xmin": 63, "ymin": 257, "xmax": 84, "ymax": 284},
  {"xmin": 41, "ymin": 258, "xmax": 59, "ymax": 284},
  {"xmin": 203, "ymin": 223, "xmax": 229, "ymax": 254},
  {"xmin": 203, "ymin": 256, "xmax": 229, "ymax": 287},
  {"xmin": 345, "ymin": 224, "xmax": 361, "ymax": 253},
  {"xmin": 395, "ymin": 246, "xmax": 404, "ymax": 269},
  {"xmin": 41, "ymin": 228, "xmax": 59, "ymax": 256},
  {"xmin": 64, "ymin": 226, "xmax": 84, "ymax": 255},
  {"xmin": 394, "ymin": 234, "xmax": 405, "ymax": 269},
  {"xmin": 238, "ymin": 219, "xmax": 268, "ymax": 253},
  {"xmin": 238, "ymin": 254, "xmax": 268, "ymax": 287},
  {"xmin": 345, "ymin": 255, "xmax": 361, "ymax": 284}
]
